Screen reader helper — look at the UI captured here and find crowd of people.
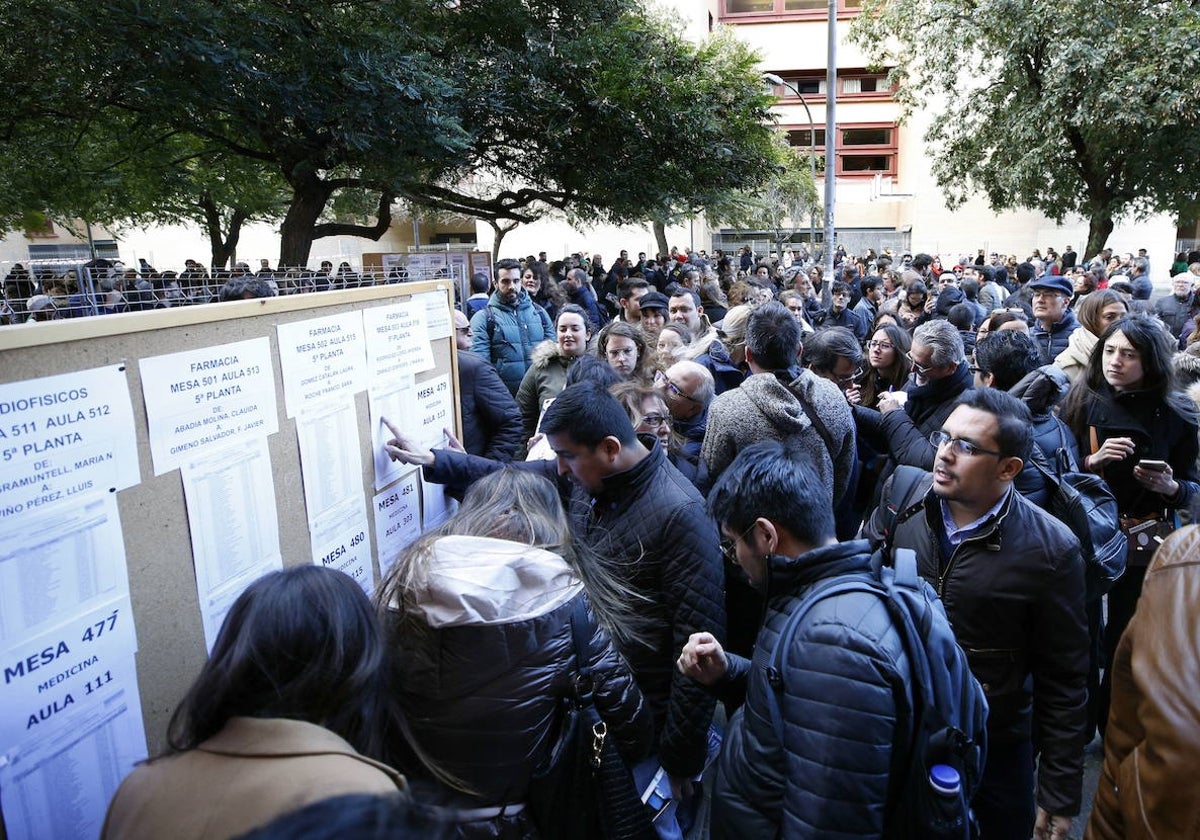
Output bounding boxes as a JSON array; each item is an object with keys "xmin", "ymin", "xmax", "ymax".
[
  {"xmin": 98, "ymin": 243, "xmax": 1200, "ymax": 840},
  {"xmin": 0, "ymin": 257, "xmax": 382, "ymax": 324}
]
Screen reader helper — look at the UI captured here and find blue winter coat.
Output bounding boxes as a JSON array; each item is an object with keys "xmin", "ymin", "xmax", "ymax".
[{"xmin": 469, "ymin": 290, "xmax": 554, "ymax": 394}]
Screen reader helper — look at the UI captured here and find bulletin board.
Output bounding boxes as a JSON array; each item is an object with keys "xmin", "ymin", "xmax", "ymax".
[{"xmin": 0, "ymin": 281, "xmax": 459, "ymax": 838}]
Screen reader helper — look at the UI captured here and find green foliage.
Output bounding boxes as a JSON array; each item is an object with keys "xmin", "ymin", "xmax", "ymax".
[
  {"xmin": 0, "ymin": 0, "xmax": 777, "ymax": 264},
  {"xmin": 851, "ymin": 0, "xmax": 1200, "ymax": 255},
  {"xmin": 713, "ymin": 132, "xmax": 818, "ymax": 251}
]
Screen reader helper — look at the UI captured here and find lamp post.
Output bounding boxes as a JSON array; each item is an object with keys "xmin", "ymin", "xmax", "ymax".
[
  {"xmin": 824, "ymin": 0, "xmax": 838, "ymax": 283},
  {"xmin": 762, "ymin": 72, "xmax": 817, "ymax": 255}
]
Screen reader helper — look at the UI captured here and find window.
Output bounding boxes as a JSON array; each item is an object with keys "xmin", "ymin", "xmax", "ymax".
[
  {"xmin": 783, "ymin": 122, "xmax": 898, "ymax": 177},
  {"xmin": 721, "ymin": 0, "xmax": 863, "ymax": 20},
  {"xmin": 768, "ymin": 70, "xmax": 895, "ymax": 102}
]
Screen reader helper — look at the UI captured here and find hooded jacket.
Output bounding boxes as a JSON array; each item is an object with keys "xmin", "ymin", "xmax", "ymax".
[
  {"xmin": 1009, "ymin": 365, "xmax": 1080, "ymax": 507},
  {"xmin": 701, "ymin": 370, "xmax": 855, "ymax": 506},
  {"xmin": 391, "ymin": 535, "xmax": 651, "ymax": 838},
  {"xmin": 422, "ymin": 444, "xmax": 724, "ymax": 780},
  {"xmin": 469, "ymin": 290, "xmax": 555, "ymax": 394},
  {"xmin": 515, "ymin": 340, "xmax": 577, "ymax": 442}
]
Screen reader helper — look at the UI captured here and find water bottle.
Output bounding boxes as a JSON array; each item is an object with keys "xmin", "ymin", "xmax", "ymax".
[
  {"xmin": 926, "ymin": 763, "xmax": 967, "ymax": 838},
  {"xmin": 928, "ymin": 763, "xmax": 961, "ymax": 797}
]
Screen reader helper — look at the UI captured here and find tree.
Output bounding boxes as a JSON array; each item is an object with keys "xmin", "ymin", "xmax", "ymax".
[
  {"xmin": 852, "ymin": 0, "xmax": 1200, "ymax": 257},
  {"xmin": 713, "ymin": 132, "xmax": 818, "ymax": 259},
  {"xmin": 2, "ymin": 0, "xmax": 776, "ymax": 267}
]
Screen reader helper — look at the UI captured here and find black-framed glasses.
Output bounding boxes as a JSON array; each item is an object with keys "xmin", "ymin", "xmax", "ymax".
[
  {"xmin": 969, "ymin": 365, "xmax": 988, "ymax": 377},
  {"xmin": 638, "ymin": 413, "xmax": 671, "ymax": 429},
  {"xmin": 929, "ymin": 430, "xmax": 1004, "ymax": 458},
  {"xmin": 865, "ymin": 340, "xmax": 894, "ymax": 351}
]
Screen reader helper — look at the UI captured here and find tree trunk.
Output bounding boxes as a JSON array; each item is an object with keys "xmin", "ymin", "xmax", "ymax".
[
  {"xmin": 652, "ymin": 220, "xmax": 668, "ymax": 258},
  {"xmin": 1085, "ymin": 212, "xmax": 1115, "ymax": 262},
  {"xmin": 200, "ymin": 192, "xmax": 238, "ymax": 269},
  {"xmin": 488, "ymin": 218, "xmax": 518, "ymax": 258},
  {"xmin": 279, "ymin": 176, "xmax": 334, "ymax": 269}
]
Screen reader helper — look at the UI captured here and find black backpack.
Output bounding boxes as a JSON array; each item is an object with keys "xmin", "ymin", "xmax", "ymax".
[
  {"xmin": 761, "ymin": 548, "xmax": 988, "ymax": 839},
  {"xmin": 1026, "ymin": 445, "xmax": 1127, "ymax": 600}
]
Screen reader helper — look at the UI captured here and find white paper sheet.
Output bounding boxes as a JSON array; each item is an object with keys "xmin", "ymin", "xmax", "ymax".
[
  {"xmin": 295, "ymin": 400, "xmax": 364, "ymax": 516},
  {"xmin": 367, "ymin": 379, "xmax": 423, "ymax": 491},
  {"xmin": 407, "ymin": 374, "xmax": 454, "ymax": 451},
  {"xmin": 421, "ymin": 456, "xmax": 456, "ymax": 530},
  {"xmin": 275, "ymin": 312, "xmax": 368, "ymax": 417},
  {"xmin": 139, "ymin": 337, "xmax": 279, "ymax": 475},
  {"xmin": 180, "ymin": 438, "xmax": 283, "ymax": 650},
  {"xmin": 373, "ymin": 472, "xmax": 421, "ymax": 580},
  {"xmin": 0, "ymin": 365, "xmax": 140, "ymax": 520},
  {"xmin": 0, "ymin": 596, "xmax": 140, "ymax": 760},
  {"xmin": 413, "ymin": 289, "xmax": 453, "ymax": 341},
  {"xmin": 361, "ymin": 301, "xmax": 434, "ymax": 383},
  {"xmin": 0, "ymin": 491, "xmax": 130, "ymax": 647},
  {"xmin": 309, "ymin": 498, "xmax": 374, "ymax": 596},
  {"xmin": 0, "ymin": 597, "xmax": 145, "ymax": 840}
]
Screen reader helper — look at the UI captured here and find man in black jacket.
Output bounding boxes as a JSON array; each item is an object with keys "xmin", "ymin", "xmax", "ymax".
[
  {"xmin": 453, "ymin": 310, "xmax": 522, "ymax": 461},
  {"xmin": 679, "ymin": 440, "xmax": 913, "ymax": 838},
  {"xmin": 383, "ymin": 383, "xmax": 724, "ymax": 834},
  {"xmin": 866, "ymin": 389, "xmax": 1087, "ymax": 840}
]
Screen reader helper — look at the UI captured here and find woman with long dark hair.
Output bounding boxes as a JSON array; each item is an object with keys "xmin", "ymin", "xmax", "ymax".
[
  {"xmin": 1059, "ymin": 313, "xmax": 1200, "ymax": 736},
  {"xmin": 102, "ymin": 566, "xmax": 408, "ymax": 839},
  {"xmin": 859, "ymin": 323, "xmax": 912, "ymax": 408},
  {"xmin": 378, "ymin": 469, "xmax": 653, "ymax": 839}
]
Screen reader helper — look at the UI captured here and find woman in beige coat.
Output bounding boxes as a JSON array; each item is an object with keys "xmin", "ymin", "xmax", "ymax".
[
  {"xmin": 102, "ymin": 566, "xmax": 408, "ymax": 840},
  {"xmin": 1055, "ymin": 289, "xmax": 1128, "ymax": 382}
]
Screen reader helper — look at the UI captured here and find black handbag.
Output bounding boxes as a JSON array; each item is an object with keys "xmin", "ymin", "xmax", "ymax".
[{"xmin": 527, "ymin": 597, "xmax": 655, "ymax": 840}]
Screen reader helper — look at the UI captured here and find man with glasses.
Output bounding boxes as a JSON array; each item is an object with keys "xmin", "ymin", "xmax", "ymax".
[
  {"xmin": 1028, "ymin": 275, "xmax": 1080, "ymax": 363},
  {"xmin": 866, "ymin": 388, "xmax": 1087, "ymax": 840},
  {"xmin": 656, "ymin": 360, "xmax": 714, "ymax": 459}
]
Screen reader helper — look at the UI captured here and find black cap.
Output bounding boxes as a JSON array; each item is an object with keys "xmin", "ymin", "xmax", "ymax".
[{"xmin": 639, "ymin": 291, "xmax": 669, "ymax": 312}]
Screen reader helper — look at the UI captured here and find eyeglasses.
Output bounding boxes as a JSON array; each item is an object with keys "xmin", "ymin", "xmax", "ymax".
[
  {"xmin": 835, "ymin": 367, "xmax": 864, "ymax": 386},
  {"xmin": 969, "ymin": 365, "xmax": 988, "ymax": 377},
  {"xmin": 1031, "ymin": 290, "xmax": 1065, "ymax": 300},
  {"xmin": 654, "ymin": 370, "xmax": 701, "ymax": 404},
  {"xmin": 929, "ymin": 430, "xmax": 1004, "ymax": 458},
  {"xmin": 865, "ymin": 340, "xmax": 894, "ymax": 351},
  {"xmin": 906, "ymin": 352, "xmax": 932, "ymax": 375},
  {"xmin": 638, "ymin": 413, "xmax": 671, "ymax": 429},
  {"xmin": 720, "ymin": 521, "xmax": 759, "ymax": 563}
]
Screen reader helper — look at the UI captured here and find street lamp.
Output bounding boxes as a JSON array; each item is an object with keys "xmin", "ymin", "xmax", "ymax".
[{"xmin": 763, "ymin": 72, "xmax": 817, "ymax": 253}]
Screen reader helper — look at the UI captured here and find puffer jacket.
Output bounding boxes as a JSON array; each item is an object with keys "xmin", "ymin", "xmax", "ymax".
[
  {"xmin": 865, "ymin": 480, "xmax": 1088, "ymax": 816},
  {"xmin": 390, "ymin": 535, "xmax": 652, "ymax": 839},
  {"xmin": 712, "ymin": 541, "xmax": 911, "ymax": 838},
  {"xmin": 701, "ymin": 370, "xmax": 854, "ymax": 505},
  {"xmin": 458, "ymin": 350, "xmax": 523, "ymax": 461},
  {"xmin": 515, "ymin": 341, "xmax": 575, "ymax": 442},
  {"xmin": 1078, "ymin": 386, "xmax": 1200, "ymax": 520},
  {"xmin": 469, "ymin": 290, "xmax": 555, "ymax": 394},
  {"xmin": 423, "ymin": 442, "xmax": 724, "ymax": 779},
  {"xmin": 1032, "ymin": 309, "xmax": 1081, "ymax": 364},
  {"xmin": 1009, "ymin": 364, "xmax": 1080, "ymax": 507},
  {"xmin": 1086, "ymin": 526, "xmax": 1200, "ymax": 840}
]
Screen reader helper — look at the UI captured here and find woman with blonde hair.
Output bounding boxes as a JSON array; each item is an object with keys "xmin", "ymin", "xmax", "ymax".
[{"xmin": 378, "ymin": 469, "xmax": 653, "ymax": 839}]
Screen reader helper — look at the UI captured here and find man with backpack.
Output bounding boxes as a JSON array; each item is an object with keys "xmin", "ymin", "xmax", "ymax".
[
  {"xmin": 865, "ymin": 389, "xmax": 1088, "ymax": 840},
  {"xmin": 469, "ymin": 257, "xmax": 554, "ymax": 394},
  {"xmin": 679, "ymin": 439, "xmax": 986, "ymax": 839}
]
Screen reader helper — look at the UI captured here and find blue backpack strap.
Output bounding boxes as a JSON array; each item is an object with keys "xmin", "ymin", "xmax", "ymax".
[
  {"xmin": 891, "ymin": 546, "xmax": 920, "ymax": 591},
  {"xmin": 762, "ymin": 576, "xmax": 882, "ymax": 747}
]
